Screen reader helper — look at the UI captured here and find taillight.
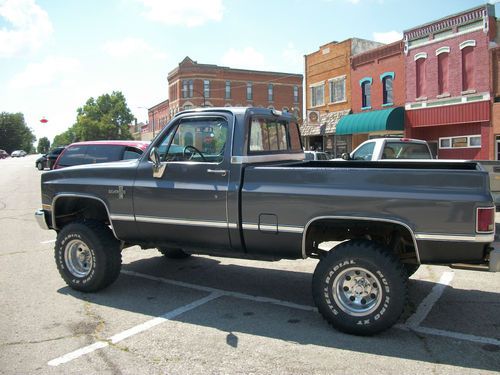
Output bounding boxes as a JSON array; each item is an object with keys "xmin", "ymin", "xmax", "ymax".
[{"xmin": 476, "ymin": 207, "xmax": 495, "ymax": 233}]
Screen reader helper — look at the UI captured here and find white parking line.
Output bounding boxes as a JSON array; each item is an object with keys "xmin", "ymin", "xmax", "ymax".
[
  {"xmin": 405, "ymin": 271, "xmax": 454, "ymax": 328},
  {"xmin": 47, "ymin": 292, "xmax": 221, "ymax": 367},
  {"xmin": 411, "ymin": 326, "xmax": 500, "ymax": 346}
]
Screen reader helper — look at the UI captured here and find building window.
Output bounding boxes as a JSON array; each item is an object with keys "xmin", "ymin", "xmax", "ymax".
[
  {"xmin": 310, "ymin": 84, "xmax": 324, "ymax": 107},
  {"xmin": 382, "ymin": 77, "xmax": 393, "ymax": 105},
  {"xmin": 462, "ymin": 46, "xmax": 474, "ymax": 91},
  {"xmin": 439, "ymin": 135, "xmax": 481, "ymax": 149},
  {"xmin": 225, "ymin": 81, "xmax": 231, "ymax": 99},
  {"xmin": 293, "ymin": 85, "xmax": 299, "ymax": 103},
  {"xmin": 247, "ymin": 82, "xmax": 253, "ymax": 100},
  {"xmin": 268, "ymin": 84, "xmax": 274, "ymax": 102},
  {"xmin": 182, "ymin": 80, "xmax": 189, "ymax": 98},
  {"xmin": 203, "ymin": 80, "xmax": 210, "ymax": 98},
  {"xmin": 438, "ymin": 52, "xmax": 449, "ymax": 95},
  {"xmin": 329, "ymin": 76, "xmax": 346, "ymax": 103},
  {"xmin": 416, "ymin": 58, "xmax": 426, "ymax": 98},
  {"xmin": 360, "ymin": 78, "xmax": 372, "ymax": 109}
]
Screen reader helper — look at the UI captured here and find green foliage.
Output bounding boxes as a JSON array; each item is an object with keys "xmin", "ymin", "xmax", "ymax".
[
  {"xmin": 52, "ymin": 91, "xmax": 134, "ymax": 146},
  {"xmin": 37, "ymin": 137, "xmax": 50, "ymax": 154},
  {"xmin": 0, "ymin": 112, "xmax": 36, "ymax": 153}
]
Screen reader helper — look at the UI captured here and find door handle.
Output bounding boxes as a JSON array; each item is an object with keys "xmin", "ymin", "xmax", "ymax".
[{"xmin": 207, "ymin": 169, "xmax": 228, "ymax": 177}]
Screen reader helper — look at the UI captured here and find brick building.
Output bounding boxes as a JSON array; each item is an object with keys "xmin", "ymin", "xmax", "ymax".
[
  {"xmin": 302, "ymin": 38, "xmax": 383, "ymax": 156},
  {"xmin": 336, "ymin": 41, "xmax": 406, "ymax": 149},
  {"xmin": 491, "ymin": 46, "xmax": 500, "ymax": 159},
  {"xmin": 142, "ymin": 57, "xmax": 303, "ymax": 140},
  {"xmin": 404, "ymin": 5, "xmax": 497, "ymax": 159}
]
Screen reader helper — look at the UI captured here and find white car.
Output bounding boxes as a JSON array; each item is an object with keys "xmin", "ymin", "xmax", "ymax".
[
  {"xmin": 342, "ymin": 138, "xmax": 433, "ymax": 161},
  {"xmin": 11, "ymin": 150, "xmax": 27, "ymax": 157}
]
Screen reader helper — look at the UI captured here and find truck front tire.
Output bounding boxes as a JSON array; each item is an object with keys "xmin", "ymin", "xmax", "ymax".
[
  {"xmin": 312, "ymin": 239, "xmax": 407, "ymax": 336},
  {"xmin": 55, "ymin": 220, "xmax": 122, "ymax": 292},
  {"xmin": 157, "ymin": 247, "xmax": 191, "ymax": 259}
]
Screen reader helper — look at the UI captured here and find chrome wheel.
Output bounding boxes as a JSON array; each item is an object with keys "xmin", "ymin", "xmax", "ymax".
[
  {"xmin": 64, "ymin": 239, "xmax": 93, "ymax": 278},
  {"xmin": 332, "ymin": 267, "xmax": 382, "ymax": 316}
]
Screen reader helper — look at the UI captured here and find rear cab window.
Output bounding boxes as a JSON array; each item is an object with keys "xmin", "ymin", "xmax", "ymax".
[{"xmin": 248, "ymin": 117, "xmax": 302, "ymax": 154}]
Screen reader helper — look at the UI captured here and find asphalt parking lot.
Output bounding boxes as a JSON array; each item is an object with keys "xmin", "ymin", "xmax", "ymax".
[{"xmin": 1, "ymin": 155, "xmax": 499, "ymax": 375}]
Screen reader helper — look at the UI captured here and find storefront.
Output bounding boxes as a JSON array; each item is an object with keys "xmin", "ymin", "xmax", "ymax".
[
  {"xmin": 336, "ymin": 107, "xmax": 405, "ymax": 149},
  {"xmin": 405, "ymin": 101, "xmax": 490, "ymax": 160},
  {"xmin": 300, "ymin": 110, "xmax": 350, "ymax": 156}
]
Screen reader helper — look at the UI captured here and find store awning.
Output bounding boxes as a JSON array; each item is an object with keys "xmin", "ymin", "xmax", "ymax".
[{"xmin": 336, "ymin": 107, "xmax": 404, "ymax": 135}]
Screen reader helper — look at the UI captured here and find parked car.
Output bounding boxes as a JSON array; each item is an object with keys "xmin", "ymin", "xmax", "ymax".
[
  {"xmin": 342, "ymin": 138, "xmax": 433, "ymax": 161},
  {"xmin": 0, "ymin": 150, "xmax": 9, "ymax": 159},
  {"xmin": 53, "ymin": 140, "xmax": 150, "ymax": 169},
  {"xmin": 35, "ymin": 146, "xmax": 66, "ymax": 170},
  {"xmin": 11, "ymin": 150, "xmax": 27, "ymax": 157},
  {"xmin": 304, "ymin": 151, "xmax": 330, "ymax": 161}
]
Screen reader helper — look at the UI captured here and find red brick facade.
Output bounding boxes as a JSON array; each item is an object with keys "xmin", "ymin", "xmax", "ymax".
[{"xmin": 404, "ymin": 5, "xmax": 496, "ymax": 160}]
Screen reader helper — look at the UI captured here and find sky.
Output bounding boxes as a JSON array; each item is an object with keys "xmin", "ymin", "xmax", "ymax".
[{"xmin": 1, "ymin": 0, "xmax": 499, "ymax": 142}]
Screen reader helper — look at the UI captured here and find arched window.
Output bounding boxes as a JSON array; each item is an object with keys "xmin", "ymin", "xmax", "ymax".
[
  {"xmin": 437, "ymin": 52, "xmax": 449, "ymax": 95},
  {"xmin": 416, "ymin": 58, "xmax": 426, "ymax": 98},
  {"xmin": 382, "ymin": 76, "xmax": 393, "ymax": 105},
  {"xmin": 361, "ymin": 81, "xmax": 371, "ymax": 108},
  {"xmin": 462, "ymin": 46, "xmax": 474, "ymax": 91}
]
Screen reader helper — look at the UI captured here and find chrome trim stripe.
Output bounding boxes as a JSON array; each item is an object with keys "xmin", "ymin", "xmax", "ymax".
[
  {"xmin": 242, "ymin": 223, "xmax": 304, "ymax": 233},
  {"xmin": 109, "ymin": 214, "xmax": 135, "ymax": 222},
  {"xmin": 52, "ymin": 194, "xmax": 119, "ymax": 240},
  {"xmin": 301, "ymin": 216, "xmax": 421, "ymax": 263},
  {"xmin": 231, "ymin": 153, "xmax": 304, "ymax": 165},
  {"xmin": 415, "ymin": 233, "xmax": 495, "ymax": 243},
  {"xmin": 134, "ymin": 215, "xmax": 233, "ymax": 229}
]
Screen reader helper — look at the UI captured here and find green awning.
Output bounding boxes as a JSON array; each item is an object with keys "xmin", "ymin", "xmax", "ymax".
[{"xmin": 335, "ymin": 107, "xmax": 404, "ymax": 135}]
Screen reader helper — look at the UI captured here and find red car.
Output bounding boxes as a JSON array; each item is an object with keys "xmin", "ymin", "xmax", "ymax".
[{"xmin": 53, "ymin": 140, "xmax": 150, "ymax": 169}]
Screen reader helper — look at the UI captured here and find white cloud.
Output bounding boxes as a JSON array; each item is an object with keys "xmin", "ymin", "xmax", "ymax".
[
  {"xmin": 9, "ymin": 56, "xmax": 81, "ymax": 89},
  {"xmin": 220, "ymin": 47, "xmax": 266, "ymax": 70},
  {"xmin": 0, "ymin": 0, "xmax": 53, "ymax": 58},
  {"xmin": 347, "ymin": 0, "xmax": 361, "ymax": 4},
  {"xmin": 372, "ymin": 30, "xmax": 403, "ymax": 44},
  {"xmin": 102, "ymin": 37, "xmax": 167, "ymax": 60},
  {"xmin": 137, "ymin": 0, "xmax": 224, "ymax": 27}
]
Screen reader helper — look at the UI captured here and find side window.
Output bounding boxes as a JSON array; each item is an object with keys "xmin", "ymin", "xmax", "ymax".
[
  {"xmin": 85, "ymin": 145, "xmax": 124, "ymax": 163},
  {"xmin": 352, "ymin": 142, "xmax": 375, "ymax": 160},
  {"xmin": 157, "ymin": 117, "xmax": 228, "ymax": 163},
  {"xmin": 123, "ymin": 147, "xmax": 143, "ymax": 160},
  {"xmin": 381, "ymin": 145, "xmax": 396, "ymax": 159},
  {"xmin": 56, "ymin": 146, "xmax": 88, "ymax": 167}
]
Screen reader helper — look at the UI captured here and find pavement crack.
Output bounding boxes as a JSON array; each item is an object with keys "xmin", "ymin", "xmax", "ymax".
[{"xmin": 1, "ymin": 334, "xmax": 79, "ymax": 346}]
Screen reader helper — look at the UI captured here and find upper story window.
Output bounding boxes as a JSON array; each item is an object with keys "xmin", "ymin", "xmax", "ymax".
[
  {"xmin": 437, "ymin": 51, "xmax": 449, "ymax": 95},
  {"xmin": 380, "ymin": 72, "xmax": 394, "ymax": 105},
  {"xmin": 415, "ymin": 56, "xmax": 427, "ymax": 98},
  {"xmin": 310, "ymin": 83, "xmax": 324, "ymax": 107},
  {"xmin": 329, "ymin": 76, "xmax": 346, "ymax": 103},
  {"xmin": 360, "ymin": 78, "xmax": 372, "ymax": 109},
  {"xmin": 247, "ymin": 82, "xmax": 253, "ymax": 100},
  {"xmin": 225, "ymin": 81, "xmax": 231, "ymax": 99},
  {"xmin": 461, "ymin": 42, "xmax": 475, "ymax": 92},
  {"xmin": 293, "ymin": 85, "xmax": 299, "ymax": 103},
  {"xmin": 182, "ymin": 80, "xmax": 193, "ymax": 98},
  {"xmin": 268, "ymin": 84, "xmax": 274, "ymax": 102},
  {"xmin": 203, "ymin": 80, "xmax": 210, "ymax": 98}
]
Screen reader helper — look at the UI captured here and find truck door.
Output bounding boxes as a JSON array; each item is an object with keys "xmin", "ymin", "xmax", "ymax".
[{"xmin": 133, "ymin": 114, "xmax": 232, "ymax": 251}]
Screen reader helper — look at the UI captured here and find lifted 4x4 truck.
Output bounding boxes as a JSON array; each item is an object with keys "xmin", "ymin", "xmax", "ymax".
[{"xmin": 36, "ymin": 107, "xmax": 500, "ymax": 335}]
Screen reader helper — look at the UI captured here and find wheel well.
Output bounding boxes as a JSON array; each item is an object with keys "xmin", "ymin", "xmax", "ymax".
[
  {"xmin": 304, "ymin": 218, "xmax": 418, "ymax": 264},
  {"xmin": 53, "ymin": 196, "xmax": 110, "ymax": 230}
]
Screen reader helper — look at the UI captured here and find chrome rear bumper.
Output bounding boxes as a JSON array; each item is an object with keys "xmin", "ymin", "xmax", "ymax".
[{"xmin": 35, "ymin": 209, "xmax": 49, "ymax": 230}]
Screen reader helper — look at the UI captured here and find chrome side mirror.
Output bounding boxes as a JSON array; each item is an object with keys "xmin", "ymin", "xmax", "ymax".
[
  {"xmin": 341, "ymin": 152, "xmax": 350, "ymax": 161},
  {"xmin": 149, "ymin": 147, "xmax": 165, "ymax": 179}
]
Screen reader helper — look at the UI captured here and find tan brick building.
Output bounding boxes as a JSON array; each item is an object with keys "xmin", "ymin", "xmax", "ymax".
[
  {"xmin": 143, "ymin": 57, "xmax": 303, "ymax": 140},
  {"xmin": 302, "ymin": 38, "xmax": 383, "ymax": 155}
]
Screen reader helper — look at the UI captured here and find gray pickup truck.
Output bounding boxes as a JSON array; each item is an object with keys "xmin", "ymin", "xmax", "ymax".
[{"xmin": 36, "ymin": 107, "xmax": 499, "ymax": 335}]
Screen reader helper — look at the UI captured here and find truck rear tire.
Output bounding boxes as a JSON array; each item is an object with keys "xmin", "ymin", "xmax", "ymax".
[
  {"xmin": 312, "ymin": 239, "xmax": 407, "ymax": 336},
  {"xmin": 55, "ymin": 220, "xmax": 122, "ymax": 292},
  {"xmin": 157, "ymin": 247, "xmax": 191, "ymax": 259}
]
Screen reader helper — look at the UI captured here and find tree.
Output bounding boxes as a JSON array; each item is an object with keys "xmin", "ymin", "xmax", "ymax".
[
  {"xmin": 37, "ymin": 137, "xmax": 50, "ymax": 153},
  {"xmin": 0, "ymin": 112, "xmax": 36, "ymax": 153}
]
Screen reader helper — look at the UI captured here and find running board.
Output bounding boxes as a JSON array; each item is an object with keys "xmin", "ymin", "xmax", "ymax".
[{"xmin": 449, "ymin": 263, "xmax": 489, "ymax": 272}]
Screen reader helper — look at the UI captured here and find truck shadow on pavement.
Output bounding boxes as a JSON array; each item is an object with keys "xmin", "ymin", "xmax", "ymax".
[{"xmin": 59, "ymin": 254, "xmax": 500, "ymax": 372}]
